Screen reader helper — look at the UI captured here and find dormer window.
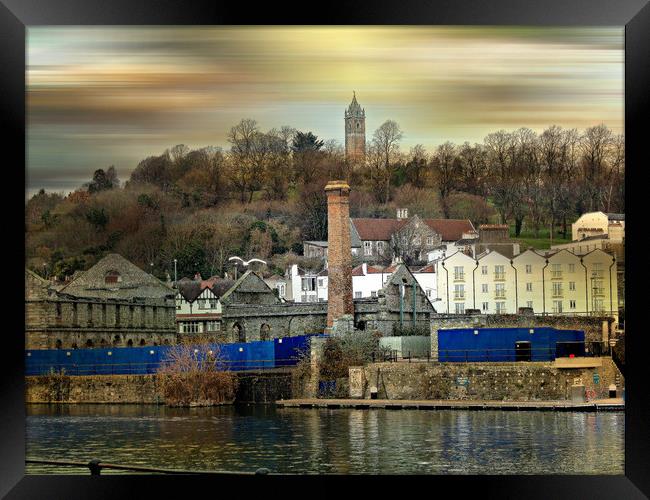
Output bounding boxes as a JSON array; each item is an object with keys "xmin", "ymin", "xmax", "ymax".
[{"xmin": 105, "ymin": 270, "xmax": 122, "ymax": 284}]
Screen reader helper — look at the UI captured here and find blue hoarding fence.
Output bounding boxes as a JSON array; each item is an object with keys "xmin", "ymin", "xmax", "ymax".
[
  {"xmin": 26, "ymin": 334, "xmax": 325, "ymax": 376},
  {"xmin": 437, "ymin": 327, "xmax": 585, "ymax": 362}
]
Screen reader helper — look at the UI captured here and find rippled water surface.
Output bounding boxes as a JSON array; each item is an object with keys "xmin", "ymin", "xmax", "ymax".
[{"xmin": 26, "ymin": 404, "xmax": 624, "ymax": 474}]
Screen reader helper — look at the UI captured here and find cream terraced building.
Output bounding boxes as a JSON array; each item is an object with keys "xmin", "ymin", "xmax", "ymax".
[{"xmin": 436, "ymin": 248, "xmax": 618, "ymax": 325}]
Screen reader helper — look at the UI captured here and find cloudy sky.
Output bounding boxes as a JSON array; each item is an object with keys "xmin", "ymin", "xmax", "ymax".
[{"xmin": 27, "ymin": 26, "xmax": 624, "ymax": 197}]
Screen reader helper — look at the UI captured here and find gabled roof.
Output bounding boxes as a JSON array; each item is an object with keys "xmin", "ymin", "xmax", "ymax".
[
  {"xmin": 350, "ymin": 217, "xmax": 475, "ymax": 242},
  {"xmin": 57, "ymin": 253, "xmax": 174, "ymax": 300},
  {"xmin": 415, "ymin": 264, "xmax": 436, "ymax": 273},
  {"xmin": 424, "ymin": 219, "xmax": 476, "ymax": 241}
]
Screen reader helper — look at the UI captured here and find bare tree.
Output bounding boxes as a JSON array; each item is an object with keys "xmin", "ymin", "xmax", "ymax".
[
  {"xmin": 431, "ymin": 141, "xmax": 460, "ymax": 218},
  {"xmin": 371, "ymin": 120, "xmax": 403, "ymax": 204}
]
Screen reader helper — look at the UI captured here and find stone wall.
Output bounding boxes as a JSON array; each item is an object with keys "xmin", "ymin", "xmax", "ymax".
[
  {"xmin": 25, "ymin": 374, "xmax": 164, "ymax": 404},
  {"xmin": 351, "ymin": 357, "xmax": 623, "ymax": 401},
  {"xmin": 26, "ymin": 370, "xmax": 300, "ymax": 404}
]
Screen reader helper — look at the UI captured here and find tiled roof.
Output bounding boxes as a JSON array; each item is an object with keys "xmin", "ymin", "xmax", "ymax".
[
  {"xmin": 351, "ymin": 265, "xmax": 366, "ymax": 277},
  {"xmin": 424, "ymin": 219, "xmax": 476, "ymax": 241},
  {"xmin": 350, "ymin": 217, "xmax": 474, "ymax": 242},
  {"xmin": 416, "ymin": 264, "xmax": 436, "ymax": 273},
  {"xmin": 57, "ymin": 253, "xmax": 175, "ymax": 300},
  {"xmin": 366, "ymin": 265, "xmax": 385, "ymax": 274}
]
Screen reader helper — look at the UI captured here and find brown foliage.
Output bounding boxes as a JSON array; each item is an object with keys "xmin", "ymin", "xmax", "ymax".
[{"xmin": 156, "ymin": 343, "xmax": 238, "ymax": 407}]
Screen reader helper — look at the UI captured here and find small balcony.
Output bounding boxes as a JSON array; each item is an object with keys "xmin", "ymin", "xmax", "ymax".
[
  {"xmin": 494, "ymin": 292, "xmax": 506, "ymax": 300},
  {"xmin": 494, "ymin": 273, "xmax": 506, "ymax": 281},
  {"xmin": 453, "ymin": 293, "xmax": 465, "ymax": 300},
  {"xmin": 453, "ymin": 274, "xmax": 465, "ymax": 282},
  {"xmin": 551, "ymin": 271, "xmax": 563, "ymax": 280}
]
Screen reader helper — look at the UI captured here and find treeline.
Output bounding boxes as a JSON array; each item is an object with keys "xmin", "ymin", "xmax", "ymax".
[{"xmin": 25, "ymin": 119, "xmax": 623, "ymax": 281}]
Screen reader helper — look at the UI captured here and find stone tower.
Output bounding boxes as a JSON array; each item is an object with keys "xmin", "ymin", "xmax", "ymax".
[
  {"xmin": 325, "ymin": 180, "xmax": 354, "ymax": 327},
  {"xmin": 345, "ymin": 91, "xmax": 366, "ymax": 163}
]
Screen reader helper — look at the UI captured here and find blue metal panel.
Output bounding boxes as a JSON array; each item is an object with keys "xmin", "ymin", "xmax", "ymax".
[
  {"xmin": 25, "ymin": 334, "xmax": 322, "ymax": 376},
  {"xmin": 437, "ymin": 327, "xmax": 585, "ymax": 362}
]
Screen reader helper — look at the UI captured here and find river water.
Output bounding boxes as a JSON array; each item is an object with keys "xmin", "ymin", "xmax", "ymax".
[{"xmin": 26, "ymin": 404, "xmax": 624, "ymax": 475}]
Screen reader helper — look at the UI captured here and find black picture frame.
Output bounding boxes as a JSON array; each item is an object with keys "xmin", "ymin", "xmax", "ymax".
[{"xmin": 2, "ymin": 0, "xmax": 648, "ymax": 498}]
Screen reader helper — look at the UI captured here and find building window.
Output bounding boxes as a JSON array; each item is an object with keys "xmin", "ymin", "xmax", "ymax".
[
  {"xmin": 552, "ymin": 283, "xmax": 563, "ymax": 297},
  {"xmin": 526, "ymin": 301, "xmax": 533, "ymax": 309},
  {"xmin": 494, "ymin": 265, "xmax": 505, "ymax": 280},
  {"xmin": 318, "ymin": 278, "xmax": 324, "ymax": 287},
  {"xmin": 198, "ymin": 299, "xmax": 208, "ymax": 310},
  {"xmin": 355, "ymin": 291, "xmax": 362, "ymax": 298},
  {"xmin": 104, "ymin": 270, "xmax": 121, "ymax": 284},
  {"xmin": 570, "ymin": 300, "xmax": 576, "ymax": 309},
  {"xmin": 569, "ymin": 282, "xmax": 576, "ymax": 291},
  {"xmin": 568, "ymin": 264, "xmax": 575, "ymax": 273},
  {"xmin": 206, "ymin": 321, "xmax": 221, "ymax": 332},
  {"xmin": 364, "ymin": 241, "xmax": 372, "ymax": 256},
  {"xmin": 594, "ymin": 298, "xmax": 604, "ymax": 312},
  {"xmin": 552, "ymin": 301, "xmax": 563, "ymax": 313},
  {"xmin": 551, "ymin": 263, "xmax": 562, "ymax": 278},
  {"xmin": 481, "ymin": 265, "xmax": 488, "ymax": 275},
  {"xmin": 182, "ymin": 322, "xmax": 200, "ymax": 334},
  {"xmin": 495, "ymin": 302, "xmax": 506, "ymax": 314},
  {"xmin": 425, "ymin": 289, "xmax": 431, "ymax": 298},
  {"xmin": 455, "ymin": 302, "xmax": 465, "ymax": 314},
  {"xmin": 495, "ymin": 283, "xmax": 505, "ymax": 299},
  {"xmin": 482, "ymin": 284, "xmax": 488, "ymax": 293},
  {"xmin": 454, "ymin": 284, "xmax": 465, "ymax": 300},
  {"xmin": 426, "ymin": 236, "xmax": 434, "ymax": 246},
  {"xmin": 482, "ymin": 302, "xmax": 489, "ymax": 311},
  {"xmin": 454, "ymin": 266, "xmax": 465, "ymax": 281},
  {"xmin": 526, "ymin": 282, "xmax": 533, "ymax": 292},
  {"xmin": 592, "ymin": 262, "xmax": 603, "ymax": 278},
  {"xmin": 277, "ymin": 284, "xmax": 285, "ymax": 297},
  {"xmin": 301, "ymin": 277, "xmax": 316, "ymax": 291},
  {"xmin": 525, "ymin": 264, "xmax": 532, "ymax": 274},
  {"xmin": 371, "ymin": 291, "xmax": 377, "ymax": 298}
]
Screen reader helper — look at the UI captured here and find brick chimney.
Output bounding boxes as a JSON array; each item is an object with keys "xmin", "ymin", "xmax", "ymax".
[{"xmin": 325, "ymin": 180, "xmax": 354, "ymax": 327}]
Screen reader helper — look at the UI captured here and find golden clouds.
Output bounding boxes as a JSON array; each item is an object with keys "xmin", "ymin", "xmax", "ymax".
[{"xmin": 27, "ymin": 26, "xmax": 623, "ymax": 192}]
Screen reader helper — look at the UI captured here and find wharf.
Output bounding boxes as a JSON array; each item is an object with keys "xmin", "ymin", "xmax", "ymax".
[{"xmin": 276, "ymin": 398, "xmax": 624, "ymax": 412}]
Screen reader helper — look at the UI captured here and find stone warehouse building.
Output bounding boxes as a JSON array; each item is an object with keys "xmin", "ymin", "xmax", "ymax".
[{"xmin": 25, "ymin": 254, "xmax": 177, "ymax": 349}]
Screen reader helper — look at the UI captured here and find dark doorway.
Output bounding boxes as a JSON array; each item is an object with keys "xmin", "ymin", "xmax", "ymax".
[{"xmin": 515, "ymin": 341, "xmax": 532, "ymax": 362}]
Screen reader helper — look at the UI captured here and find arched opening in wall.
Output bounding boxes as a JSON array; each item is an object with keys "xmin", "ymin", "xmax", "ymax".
[
  {"xmin": 260, "ymin": 324, "xmax": 271, "ymax": 341},
  {"xmin": 113, "ymin": 335, "xmax": 121, "ymax": 346},
  {"xmin": 71, "ymin": 343, "xmax": 78, "ymax": 350},
  {"xmin": 100, "ymin": 338, "xmax": 107, "ymax": 348},
  {"xmin": 55, "ymin": 339, "xmax": 62, "ymax": 349},
  {"xmin": 127, "ymin": 339, "xmax": 133, "ymax": 347},
  {"xmin": 356, "ymin": 320, "xmax": 367, "ymax": 331},
  {"xmin": 139, "ymin": 339, "xmax": 146, "ymax": 346},
  {"xmin": 233, "ymin": 323, "xmax": 246, "ymax": 343},
  {"xmin": 85, "ymin": 339, "xmax": 94, "ymax": 348}
]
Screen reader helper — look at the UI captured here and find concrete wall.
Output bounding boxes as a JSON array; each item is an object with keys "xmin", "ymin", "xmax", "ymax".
[{"xmin": 351, "ymin": 357, "xmax": 623, "ymax": 401}]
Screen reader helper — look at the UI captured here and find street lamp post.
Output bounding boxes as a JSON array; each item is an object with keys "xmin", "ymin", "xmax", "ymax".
[{"xmin": 173, "ymin": 259, "xmax": 177, "ymax": 285}]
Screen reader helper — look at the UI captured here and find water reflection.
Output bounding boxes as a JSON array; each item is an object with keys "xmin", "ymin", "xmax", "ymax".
[{"xmin": 26, "ymin": 404, "xmax": 624, "ymax": 475}]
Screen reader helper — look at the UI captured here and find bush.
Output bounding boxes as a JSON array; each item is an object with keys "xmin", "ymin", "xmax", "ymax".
[
  {"xmin": 319, "ymin": 330, "xmax": 381, "ymax": 381},
  {"xmin": 156, "ymin": 343, "xmax": 238, "ymax": 407},
  {"xmin": 392, "ymin": 324, "xmax": 431, "ymax": 337}
]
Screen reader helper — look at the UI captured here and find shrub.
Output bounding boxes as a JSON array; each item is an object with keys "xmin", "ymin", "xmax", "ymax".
[
  {"xmin": 392, "ymin": 324, "xmax": 431, "ymax": 337},
  {"xmin": 319, "ymin": 330, "xmax": 381, "ymax": 381},
  {"xmin": 156, "ymin": 343, "xmax": 238, "ymax": 407}
]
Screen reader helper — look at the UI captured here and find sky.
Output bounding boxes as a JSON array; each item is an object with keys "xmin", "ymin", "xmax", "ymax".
[{"xmin": 27, "ymin": 26, "xmax": 624, "ymax": 198}]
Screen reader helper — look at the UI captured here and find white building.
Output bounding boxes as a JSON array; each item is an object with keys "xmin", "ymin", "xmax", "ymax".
[{"xmin": 435, "ymin": 248, "xmax": 618, "ymax": 324}]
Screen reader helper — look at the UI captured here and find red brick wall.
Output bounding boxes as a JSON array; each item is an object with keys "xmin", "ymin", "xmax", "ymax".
[{"xmin": 326, "ymin": 181, "xmax": 354, "ymax": 326}]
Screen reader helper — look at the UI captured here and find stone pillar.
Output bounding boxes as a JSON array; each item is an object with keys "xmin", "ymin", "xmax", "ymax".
[{"xmin": 325, "ymin": 180, "xmax": 354, "ymax": 328}]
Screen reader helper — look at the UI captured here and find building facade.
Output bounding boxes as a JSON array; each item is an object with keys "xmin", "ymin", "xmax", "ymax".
[
  {"xmin": 25, "ymin": 254, "xmax": 177, "ymax": 349},
  {"xmin": 436, "ymin": 248, "xmax": 618, "ymax": 325}
]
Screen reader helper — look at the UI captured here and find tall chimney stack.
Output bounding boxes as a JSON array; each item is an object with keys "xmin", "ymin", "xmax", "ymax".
[{"xmin": 325, "ymin": 180, "xmax": 353, "ymax": 327}]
